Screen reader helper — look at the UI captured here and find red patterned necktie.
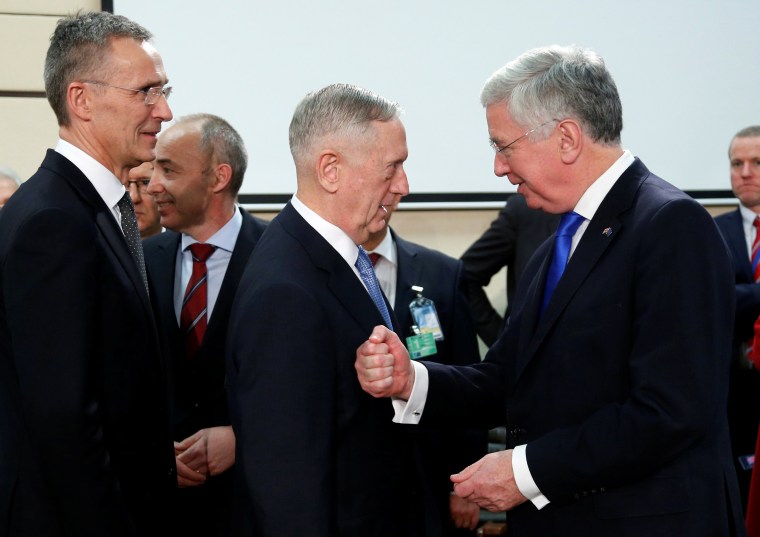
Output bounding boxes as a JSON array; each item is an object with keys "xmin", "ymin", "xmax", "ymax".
[
  {"xmin": 180, "ymin": 243, "xmax": 216, "ymax": 359},
  {"xmin": 747, "ymin": 217, "xmax": 760, "ymax": 367}
]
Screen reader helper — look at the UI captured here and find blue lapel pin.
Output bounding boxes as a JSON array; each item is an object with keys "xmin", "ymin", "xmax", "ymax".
[{"xmin": 602, "ymin": 227, "xmax": 613, "ymax": 237}]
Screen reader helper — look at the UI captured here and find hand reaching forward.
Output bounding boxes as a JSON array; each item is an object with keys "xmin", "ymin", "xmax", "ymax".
[
  {"xmin": 355, "ymin": 325, "xmax": 416, "ymax": 400},
  {"xmin": 451, "ymin": 450, "xmax": 528, "ymax": 512}
]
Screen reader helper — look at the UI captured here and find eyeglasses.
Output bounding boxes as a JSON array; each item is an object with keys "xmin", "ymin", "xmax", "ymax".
[
  {"xmin": 83, "ymin": 80, "xmax": 172, "ymax": 105},
  {"xmin": 489, "ymin": 119, "xmax": 558, "ymax": 156},
  {"xmin": 126, "ymin": 179, "xmax": 150, "ymax": 194}
]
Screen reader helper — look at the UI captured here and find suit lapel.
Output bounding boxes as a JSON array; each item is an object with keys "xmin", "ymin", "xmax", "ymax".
[
  {"xmin": 147, "ymin": 231, "xmax": 182, "ymax": 335},
  {"xmin": 516, "ymin": 159, "xmax": 647, "ymax": 377},
  {"xmin": 44, "ymin": 150, "xmax": 153, "ymax": 312},
  {"xmin": 278, "ymin": 203, "xmax": 389, "ymax": 334},
  {"xmin": 724, "ymin": 209, "xmax": 752, "ymax": 280},
  {"xmin": 204, "ymin": 209, "xmax": 266, "ymax": 346},
  {"xmin": 392, "ymin": 230, "xmax": 421, "ymax": 333}
]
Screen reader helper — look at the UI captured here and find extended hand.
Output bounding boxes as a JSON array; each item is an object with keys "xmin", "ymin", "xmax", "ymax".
[
  {"xmin": 451, "ymin": 450, "xmax": 528, "ymax": 512},
  {"xmin": 355, "ymin": 325, "xmax": 415, "ymax": 400}
]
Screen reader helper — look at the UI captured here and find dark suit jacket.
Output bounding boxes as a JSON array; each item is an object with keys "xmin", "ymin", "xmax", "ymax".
[
  {"xmin": 420, "ymin": 160, "xmax": 745, "ymax": 536},
  {"xmin": 0, "ymin": 150, "xmax": 175, "ymax": 536},
  {"xmin": 226, "ymin": 202, "xmax": 431, "ymax": 537},
  {"xmin": 390, "ymin": 230, "xmax": 487, "ymax": 535},
  {"xmin": 460, "ymin": 194, "xmax": 559, "ymax": 345},
  {"xmin": 143, "ymin": 208, "xmax": 267, "ymax": 535},
  {"xmin": 715, "ymin": 207, "xmax": 760, "ymax": 509}
]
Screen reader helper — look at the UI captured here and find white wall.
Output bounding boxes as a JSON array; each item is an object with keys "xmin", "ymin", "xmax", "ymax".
[{"xmin": 114, "ymin": 0, "xmax": 760, "ymax": 203}]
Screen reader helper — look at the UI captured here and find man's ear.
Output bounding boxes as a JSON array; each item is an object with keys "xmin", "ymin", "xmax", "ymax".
[
  {"xmin": 557, "ymin": 119, "xmax": 582, "ymax": 164},
  {"xmin": 67, "ymin": 81, "xmax": 94, "ymax": 121},
  {"xmin": 316, "ymin": 150, "xmax": 340, "ymax": 194},
  {"xmin": 211, "ymin": 163, "xmax": 233, "ymax": 193}
]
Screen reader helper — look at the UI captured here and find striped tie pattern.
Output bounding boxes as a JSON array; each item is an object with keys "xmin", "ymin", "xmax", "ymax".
[
  {"xmin": 180, "ymin": 243, "xmax": 216, "ymax": 359},
  {"xmin": 356, "ymin": 246, "xmax": 393, "ymax": 330},
  {"xmin": 752, "ymin": 217, "xmax": 760, "ymax": 282},
  {"xmin": 746, "ymin": 217, "xmax": 760, "ymax": 368}
]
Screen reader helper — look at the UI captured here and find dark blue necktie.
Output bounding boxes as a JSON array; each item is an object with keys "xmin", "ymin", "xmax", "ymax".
[
  {"xmin": 541, "ymin": 211, "xmax": 584, "ymax": 314},
  {"xmin": 355, "ymin": 246, "xmax": 393, "ymax": 329}
]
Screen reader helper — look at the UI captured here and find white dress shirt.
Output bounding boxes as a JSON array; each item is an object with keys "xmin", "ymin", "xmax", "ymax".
[
  {"xmin": 55, "ymin": 139, "xmax": 128, "ymax": 231},
  {"xmin": 173, "ymin": 208, "xmax": 242, "ymax": 323},
  {"xmin": 367, "ymin": 230, "xmax": 398, "ymax": 308}
]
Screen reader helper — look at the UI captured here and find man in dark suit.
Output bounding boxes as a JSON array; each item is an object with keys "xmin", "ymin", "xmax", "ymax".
[
  {"xmin": 356, "ymin": 45, "xmax": 745, "ymax": 536},
  {"xmin": 0, "ymin": 11, "xmax": 176, "ymax": 536},
  {"xmin": 460, "ymin": 194, "xmax": 558, "ymax": 346},
  {"xmin": 714, "ymin": 125, "xmax": 760, "ymax": 512},
  {"xmin": 363, "ymin": 205, "xmax": 486, "ymax": 536},
  {"xmin": 227, "ymin": 83, "xmax": 434, "ymax": 536},
  {"xmin": 144, "ymin": 113, "xmax": 267, "ymax": 536}
]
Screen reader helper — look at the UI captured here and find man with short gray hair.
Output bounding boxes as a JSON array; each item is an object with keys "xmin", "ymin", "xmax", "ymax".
[
  {"xmin": 356, "ymin": 45, "xmax": 745, "ymax": 536},
  {"xmin": 0, "ymin": 11, "xmax": 174, "ymax": 536},
  {"xmin": 227, "ymin": 83, "xmax": 435, "ymax": 536}
]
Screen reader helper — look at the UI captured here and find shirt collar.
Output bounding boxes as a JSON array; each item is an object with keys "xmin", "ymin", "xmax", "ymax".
[
  {"xmin": 55, "ymin": 138, "xmax": 125, "ymax": 210},
  {"xmin": 291, "ymin": 194, "xmax": 361, "ymax": 266},
  {"xmin": 739, "ymin": 203, "xmax": 758, "ymax": 226},
  {"xmin": 181, "ymin": 206, "xmax": 242, "ymax": 253},
  {"xmin": 573, "ymin": 149, "xmax": 635, "ymax": 221},
  {"xmin": 367, "ymin": 227, "xmax": 397, "ymax": 265}
]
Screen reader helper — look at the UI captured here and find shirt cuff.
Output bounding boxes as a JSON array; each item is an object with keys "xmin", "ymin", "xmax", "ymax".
[
  {"xmin": 391, "ymin": 361, "xmax": 429, "ymax": 423},
  {"xmin": 512, "ymin": 444, "xmax": 550, "ymax": 510}
]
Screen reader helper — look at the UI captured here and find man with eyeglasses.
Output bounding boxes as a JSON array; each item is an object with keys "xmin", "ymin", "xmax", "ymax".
[
  {"xmin": 123, "ymin": 160, "xmax": 162, "ymax": 238},
  {"xmin": 0, "ymin": 11, "xmax": 175, "ymax": 536},
  {"xmin": 356, "ymin": 45, "xmax": 745, "ymax": 536}
]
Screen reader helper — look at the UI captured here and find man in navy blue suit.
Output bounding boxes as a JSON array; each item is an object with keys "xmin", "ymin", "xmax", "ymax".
[
  {"xmin": 714, "ymin": 125, "xmax": 760, "ymax": 512},
  {"xmin": 144, "ymin": 113, "xmax": 268, "ymax": 536},
  {"xmin": 356, "ymin": 45, "xmax": 745, "ymax": 536},
  {"xmin": 363, "ymin": 203, "xmax": 486, "ymax": 536},
  {"xmin": 0, "ymin": 11, "xmax": 175, "ymax": 536},
  {"xmin": 227, "ymin": 84, "xmax": 435, "ymax": 536}
]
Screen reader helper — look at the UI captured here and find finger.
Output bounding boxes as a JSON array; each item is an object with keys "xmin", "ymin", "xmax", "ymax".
[
  {"xmin": 367, "ymin": 325, "xmax": 391, "ymax": 344},
  {"xmin": 451, "ymin": 458, "xmax": 482, "ymax": 484},
  {"xmin": 175, "ymin": 429, "xmax": 204, "ymax": 451},
  {"xmin": 175, "ymin": 457, "xmax": 206, "ymax": 484}
]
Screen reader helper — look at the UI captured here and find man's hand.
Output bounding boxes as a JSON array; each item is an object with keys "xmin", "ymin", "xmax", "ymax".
[
  {"xmin": 355, "ymin": 325, "xmax": 415, "ymax": 400},
  {"xmin": 174, "ymin": 426, "xmax": 236, "ymax": 488},
  {"xmin": 451, "ymin": 450, "xmax": 528, "ymax": 512},
  {"xmin": 449, "ymin": 492, "xmax": 481, "ymax": 530}
]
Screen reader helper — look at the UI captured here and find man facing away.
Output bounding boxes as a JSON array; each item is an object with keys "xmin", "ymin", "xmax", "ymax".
[
  {"xmin": 356, "ymin": 45, "xmax": 745, "ymax": 537},
  {"xmin": 227, "ymin": 83, "xmax": 437, "ymax": 536},
  {"xmin": 0, "ymin": 11, "xmax": 175, "ymax": 536},
  {"xmin": 144, "ymin": 113, "xmax": 267, "ymax": 536}
]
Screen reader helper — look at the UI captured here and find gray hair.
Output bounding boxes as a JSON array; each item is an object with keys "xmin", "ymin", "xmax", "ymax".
[
  {"xmin": 178, "ymin": 114, "xmax": 248, "ymax": 197},
  {"xmin": 0, "ymin": 166, "xmax": 22, "ymax": 185},
  {"xmin": 730, "ymin": 126, "xmax": 760, "ymax": 156},
  {"xmin": 289, "ymin": 83, "xmax": 402, "ymax": 164},
  {"xmin": 481, "ymin": 45, "xmax": 623, "ymax": 145},
  {"xmin": 44, "ymin": 11, "xmax": 152, "ymax": 126}
]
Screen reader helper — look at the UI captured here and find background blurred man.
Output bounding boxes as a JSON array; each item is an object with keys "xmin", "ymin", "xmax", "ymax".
[{"xmin": 124, "ymin": 160, "xmax": 161, "ymax": 238}]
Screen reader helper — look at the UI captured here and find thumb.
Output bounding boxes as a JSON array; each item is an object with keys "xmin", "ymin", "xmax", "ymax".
[
  {"xmin": 451, "ymin": 457, "xmax": 483, "ymax": 484},
  {"xmin": 368, "ymin": 324, "xmax": 391, "ymax": 344}
]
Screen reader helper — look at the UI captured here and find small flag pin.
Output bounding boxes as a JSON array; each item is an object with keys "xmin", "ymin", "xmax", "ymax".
[{"xmin": 602, "ymin": 227, "xmax": 613, "ymax": 237}]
